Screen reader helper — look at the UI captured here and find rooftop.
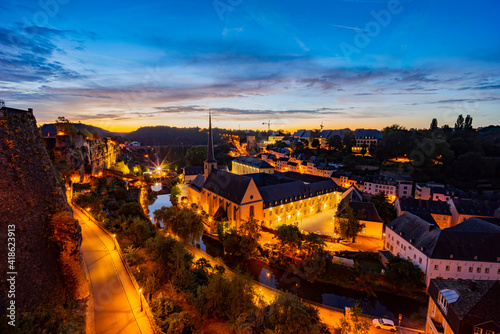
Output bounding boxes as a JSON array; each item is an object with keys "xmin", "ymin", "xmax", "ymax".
[
  {"xmin": 232, "ymin": 156, "xmax": 273, "ymax": 169},
  {"xmin": 399, "ymin": 198, "xmax": 452, "ymax": 215},
  {"xmin": 388, "ymin": 213, "xmax": 500, "ymax": 262}
]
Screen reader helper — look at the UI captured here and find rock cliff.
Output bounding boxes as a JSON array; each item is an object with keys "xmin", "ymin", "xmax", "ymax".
[{"xmin": 0, "ymin": 107, "xmax": 88, "ymax": 312}]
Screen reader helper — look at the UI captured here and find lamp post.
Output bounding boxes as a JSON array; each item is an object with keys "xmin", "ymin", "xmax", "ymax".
[
  {"xmin": 138, "ymin": 288, "xmax": 143, "ymax": 312},
  {"xmin": 112, "ymin": 234, "xmax": 116, "ymax": 250}
]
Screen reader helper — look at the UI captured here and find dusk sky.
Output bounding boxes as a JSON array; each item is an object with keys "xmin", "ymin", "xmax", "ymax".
[{"xmin": 1, "ymin": 0, "xmax": 499, "ymax": 132}]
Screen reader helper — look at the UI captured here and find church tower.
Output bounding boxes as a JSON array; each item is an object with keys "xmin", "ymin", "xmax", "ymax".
[{"xmin": 204, "ymin": 113, "xmax": 217, "ymax": 181}]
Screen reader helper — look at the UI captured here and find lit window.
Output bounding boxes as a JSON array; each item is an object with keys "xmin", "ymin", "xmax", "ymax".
[
  {"xmin": 474, "ymin": 328, "xmax": 483, "ymax": 334},
  {"xmin": 477, "ymin": 267, "xmax": 481, "ymax": 273},
  {"xmin": 485, "ymin": 330, "xmax": 493, "ymax": 334},
  {"xmin": 419, "ymin": 258, "xmax": 422, "ymax": 264},
  {"xmin": 457, "ymin": 266, "xmax": 462, "ymax": 272},
  {"xmin": 469, "ymin": 267, "xmax": 473, "ymax": 273},
  {"xmin": 434, "ymin": 265, "xmax": 439, "ymax": 270},
  {"xmin": 446, "ymin": 266, "xmax": 450, "ymax": 271},
  {"xmin": 485, "ymin": 268, "xmax": 490, "ymax": 274}
]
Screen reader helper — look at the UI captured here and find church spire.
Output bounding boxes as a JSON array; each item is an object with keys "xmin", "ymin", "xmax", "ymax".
[
  {"xmin": 204, "ymin": 113, "xmax": 217, "ymax": 181},
  {"xmin": 205, "ymin": 113, "xmax": 216, "ymax": 163}
]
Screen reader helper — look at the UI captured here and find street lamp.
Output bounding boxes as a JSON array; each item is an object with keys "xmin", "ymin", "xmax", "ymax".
[
  {"xmin": 112, "ymin": 234, "xmax": 116, "ymax": 250},
  {"xmin": 138, "ymin": 288, "xmax": 143, "ymax": 312}
]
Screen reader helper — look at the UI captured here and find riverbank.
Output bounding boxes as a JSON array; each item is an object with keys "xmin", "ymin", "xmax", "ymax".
[{"xmin": 195, "ymin": 234, "xmax": 427, "ymax": 329}]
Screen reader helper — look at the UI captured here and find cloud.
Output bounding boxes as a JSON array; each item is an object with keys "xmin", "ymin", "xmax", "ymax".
[
  {"xmin": 0, "ymin": 25, "xmax": 95, "ymax": 84},
  {"xmin": 153, "ymin": 106, "xmax": 347, "ymax": 116}
]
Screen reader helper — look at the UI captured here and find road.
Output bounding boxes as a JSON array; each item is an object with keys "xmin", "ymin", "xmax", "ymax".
[{"xmin": 74, "ymin": 204, "xmax": 154, "ymax": 334}]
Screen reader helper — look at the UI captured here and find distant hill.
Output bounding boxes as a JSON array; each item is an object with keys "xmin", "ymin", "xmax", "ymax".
[
  {"xmin": 40, "ymin": 123, "xmax": 118, "ymax": 138},
  {"xmin": 126, "ymin": 126, "xmax": 213, "ymax": 146}
]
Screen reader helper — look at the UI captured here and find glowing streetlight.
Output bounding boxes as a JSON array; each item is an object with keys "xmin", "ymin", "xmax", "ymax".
[
  {"xmin": 112, "ymin": 234, "xmax": 116, "ymax": 250},
  {"xmin": 138, "ymin": 288, "xmax": 143, "ymax": 312}
]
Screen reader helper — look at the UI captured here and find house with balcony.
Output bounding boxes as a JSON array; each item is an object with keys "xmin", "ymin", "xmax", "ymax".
[{"xmin": 426, "ymin": 279, "xmax": 500, "ymax": 334}]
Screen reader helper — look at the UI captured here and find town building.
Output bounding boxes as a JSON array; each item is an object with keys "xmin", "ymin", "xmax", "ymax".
[
  {"xmin": 335, "ymin": 186, "xmax": 384, "ymax": 239},
  {"xmin": 183, "ymin": 166, "xmax": 204, "ymax": 184},
  {"xmin": 447, "ymin": 198, "xmax": 500, "ymax": 226},
  {"xmin": 232, "ymin": 156, "xmax": 274, "ymax": 175},
  {"xmin": 331, "ymin": 171, "xmax": 365, "ymax": 191},
  {"xmin": 385, "ymin": 213, "xmax": 500, "ymax": 286},
  {"xmin": 364, "ymin": 174, "xmax": 413, "ymax": 200},
  {"xmin": 189, "ymin": 115, "xmax": 344, "ymax": 231},
  {"xmin": 426, "ymin": 279, "xmax": 500, "ymax": 334},
  {"xmin": 318, "ymin": 129, "xmax": 349, "ymax": 149},
  {"xmin": 395, "ymin": 198, "xmax": 453, "ymax": 229},
  {"xmin": 352, "ymin": 129, "xmax": 382, "ymax": 153}
]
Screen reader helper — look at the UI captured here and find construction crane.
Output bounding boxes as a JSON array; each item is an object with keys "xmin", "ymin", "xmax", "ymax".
[{"xmin": 262, "ymin": 120, "xmax": 274, "ymax": 131}]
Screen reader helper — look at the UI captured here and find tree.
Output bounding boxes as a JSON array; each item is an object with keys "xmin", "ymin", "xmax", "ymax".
[
  {"xmin": 92, "ymin": 131, "xmax": 101, "ymax": 140},
  {"xmin": 111, "ymin": 161, "xmax": 130, "ymax": 174},
  {"xmin": 118, "ymin": 202, "xmax": 146, "ymax": 218},
  {"xmin": 430, "ymin": 118, "xmax": 438, "ymax": 131},
  {"xmin": 455, "ymin": 114, "xmax": 464, "ymax": 131},
  {"xmin": 334, "ymin": 303, "xmax": 370, "ymax": 334},
  {"xmin": 370, "ymin": 192, "xmax": 396, "ymax": 224},
  {"xmin": 311, "ymin": 138, "xmax": 320, "ymax": 149},
  {"xmin": 237, "ymin": 215, "xmax": 261, "ymax": 258},
  {"xmin": 342, "ymin": 131, "xmax": 355, "ymax": 153},
  {"xmin": 327, "ymin": 135, "xmax": 343, "ymax": 151},
  {"xmin": 145, "ymin": 235, "xmax": 194, "ymax": 287},
  {"xmin": 385, "ymin": 255, "xmax": 425, "ymax": 290},
  {"xmin": 79, "ymin": 128, "xmax": 92, "ymax": 139},
  {"xmin": 301, "ymin": 233, "xmax": 327, "ymax": 281},
  {"xmin": 55, "ymin": 116, "xmax": 78, "ymax": 135},
  {"xmin": 464, "ymin": 114, "xmax": 473, "ymax": 130},
  {"xmin": 124, "ymin": 245, "xmax": 143, "ymax": 265},
  {"xmin": 0, "ymin": 99, "xmax": 5, "ymax": 108},
  {"xmin": 154, "ymin": 206, "xmax": 204, "ymax": 244},
  {"xmin": 170, "ymin": 185, "xmax": 181, "ymax": 205},
  {"xmin": 337, "ymin": 204, "xmax": 365, "ymax": 243},
  {"xmin": 275, "ymin": 223, "xmax": 302, "ymax": 252},
  {"xmin": 266, "ymin": 293, "xmax": 329, "ymax": 334},
  {"xmin": 185, "ymin": 145, "xmax": 207, "ymax": 166},
  {"xmin": 194, "ymin": 271, "xmax": 256, "ymax": 325}
]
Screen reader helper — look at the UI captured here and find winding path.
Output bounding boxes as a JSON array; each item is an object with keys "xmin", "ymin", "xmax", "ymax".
[{"xmin": 74, "ymin": 204, "xmax": 154, "ymax": 334}]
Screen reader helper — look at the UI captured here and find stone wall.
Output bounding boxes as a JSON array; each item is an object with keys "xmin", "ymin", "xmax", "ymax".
[{"xmin": 0, "ymin": 107, "xmax": 88, "ymax": 312}]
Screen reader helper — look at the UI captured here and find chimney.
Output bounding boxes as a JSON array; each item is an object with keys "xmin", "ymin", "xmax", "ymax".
[
  {"xmin": 469, "ymin": 280, "xmax": 477, "ymax": 292},
  {"xmin": 27, "ymin": 108, "xmax": 33, "ymax": 112}
]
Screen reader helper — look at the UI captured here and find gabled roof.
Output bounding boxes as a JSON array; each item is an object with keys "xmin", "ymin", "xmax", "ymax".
[
  {"xmin": 388, "ymin": 213, "xmax": 500, "ymax": 261},
  {"xmin": 190, "ymin": 174, "xmax": 205, "ymax": 191},
  {"xmin": 247, "ymin": 171, "xmax": 340, "ymax": 208},
  {"xmin": 452, "ymin": 198, "xmax": 500, "ymax": 217},
  {"xmin": 319, "ymin": 129, "xmax": 349, "ymax": 139},
  {"xmin": 387, "ymin": 213, "xmax": 441, "ymax": 256},
  {"xmin": 353, "ymin": 129, "xmax": 382, "ymax": 140},
  {"xmin": 337, "ymin": 201, "xmax": 383, "ymax": 223},
  {"xmin": 399, "ymin": 198, "xmax": 452, "ymax": 216},
  {"xmin": 232, "ymin": 156, "xmax": 273, "ymax": 169},
  {"xmin": 203, "ymin": 169, "xmax": 252, "ymax": 204},
  {"xmin": 293, "ymin": 129, "xmax": 305, "ymax": 137},
  {"xmin": 429, "ymin": 280, "xmax": 500, "ymax": 334},
  {"xmin": 446, "ymin": 217, "xmax": 500, "ymax": 233},
  {"xmin": 183, "ymin": 166, "xmax": 204, "ymax": 175}
]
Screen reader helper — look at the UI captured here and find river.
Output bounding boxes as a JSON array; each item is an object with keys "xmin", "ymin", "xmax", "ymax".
[
  {"xmin": 148, "ymin": 194, "xmax": 172, "ymax": 224},
  {"xmin": 195, "ymin": 235, "xmax": 427, "ymax": 329}
]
